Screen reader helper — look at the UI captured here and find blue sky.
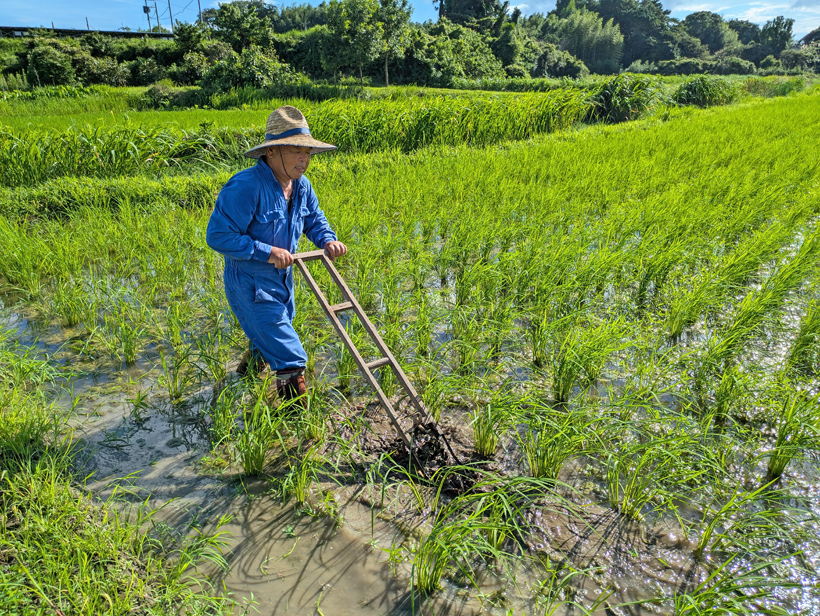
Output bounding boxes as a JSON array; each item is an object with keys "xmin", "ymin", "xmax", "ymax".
[{"xmin": 1, "ymin": 0, "xmax": 817, "ymax": 38}]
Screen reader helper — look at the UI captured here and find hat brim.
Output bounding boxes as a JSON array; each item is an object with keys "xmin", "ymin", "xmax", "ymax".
[{"xmin": 245, "ymin": 133, "xmax": 337, "ymax": 158}]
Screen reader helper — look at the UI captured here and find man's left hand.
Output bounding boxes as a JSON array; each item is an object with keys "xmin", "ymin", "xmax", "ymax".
[{"xmin": 325, "ymin": 241, "xmax": 348, "ymax": 260}]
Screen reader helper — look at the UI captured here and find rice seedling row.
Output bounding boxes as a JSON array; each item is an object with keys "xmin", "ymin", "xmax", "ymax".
[{"xmin": 2, "ymin": 90, "xmax": 820, "ymax": 613}]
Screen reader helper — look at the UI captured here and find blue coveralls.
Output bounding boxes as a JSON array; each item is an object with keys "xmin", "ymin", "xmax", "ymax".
[{"xmin": 206, "ymin": 159, "xmax": 337, "ymax": 371}]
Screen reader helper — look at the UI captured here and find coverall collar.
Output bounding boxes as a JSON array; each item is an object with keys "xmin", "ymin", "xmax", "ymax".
[{"xmin": 257, "ymin": 157, "xmax": 302, "ymax": 200}]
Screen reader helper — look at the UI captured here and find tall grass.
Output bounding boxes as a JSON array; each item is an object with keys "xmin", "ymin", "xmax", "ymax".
[{"xmin": 673, "ymin": 75, "xmax": 738, "ymax": 107}]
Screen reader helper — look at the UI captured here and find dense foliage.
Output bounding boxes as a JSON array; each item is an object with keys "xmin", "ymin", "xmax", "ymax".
[{"xmin": 0, "ymin": 0, "xmax": 817, "ymax": 93}]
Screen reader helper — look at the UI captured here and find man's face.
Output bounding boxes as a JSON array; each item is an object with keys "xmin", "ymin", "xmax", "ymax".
[{"xmin": 269, "ymin": 145, "xmax": 312, "ymax": 180}]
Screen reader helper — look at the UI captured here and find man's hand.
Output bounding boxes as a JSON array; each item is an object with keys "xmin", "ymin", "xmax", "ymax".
[
  {"xmin": 268, "ymin": 247, "xmax": 294, "ymax": 268},
  {"xmin": 325, "ymin": 241, "xmax": 348, "ymax": 260}
]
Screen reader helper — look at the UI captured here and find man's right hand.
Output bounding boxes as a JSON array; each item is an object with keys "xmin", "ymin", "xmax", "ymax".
[{"xmin": 268, "ymin": 247, "xmax": 294, "ymax": 268}]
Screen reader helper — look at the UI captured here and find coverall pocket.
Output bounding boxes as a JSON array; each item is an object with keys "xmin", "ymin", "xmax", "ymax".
[
  {"xmin": 253, "ymin": 285, "xmax": 288, "ymax": 321},
  {"xmin": 254, "ymin": 208, "xmax": 284, "ymax": 224}
]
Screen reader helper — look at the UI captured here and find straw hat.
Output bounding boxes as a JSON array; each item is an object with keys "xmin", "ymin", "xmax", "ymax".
[{"xmin": 244, "ymin": 105, "xmax": 336, "ymax": 158}]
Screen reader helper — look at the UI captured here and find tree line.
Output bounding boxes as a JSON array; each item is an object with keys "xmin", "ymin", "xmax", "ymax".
[{"xmin": 1, "ymin": 0, "xmax": 818, "ymax": 91}]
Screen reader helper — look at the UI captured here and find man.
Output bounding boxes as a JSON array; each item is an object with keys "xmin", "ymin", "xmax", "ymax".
[{"xmin": 206, "ymin": 105, "xmax": 347, "ymax": 402}]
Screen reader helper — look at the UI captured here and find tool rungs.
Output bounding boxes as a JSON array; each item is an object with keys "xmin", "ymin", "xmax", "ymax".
[
  {"xmin": 330, "ymin": 301, "xmax": 354, "ymax": 313},
  {"xmin": 365, "ymin": 357, "xmax": 391, "ymax": 372}
]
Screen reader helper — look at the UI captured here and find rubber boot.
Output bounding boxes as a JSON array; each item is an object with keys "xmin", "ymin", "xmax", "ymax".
[
  {"xmin": 276, "ymin": 371, "xmax": 307, "ymax": 410},
  {"xmin": 236, "ymin": 349, "xmax": 268, "ymax": 378}
]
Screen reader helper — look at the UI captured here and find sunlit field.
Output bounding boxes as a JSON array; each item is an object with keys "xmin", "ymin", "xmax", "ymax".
[{"xmin": 2, "ymin": 82, "xmax": 819, "ymax": 614}]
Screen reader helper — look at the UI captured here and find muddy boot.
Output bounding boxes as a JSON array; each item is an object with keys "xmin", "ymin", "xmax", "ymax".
[
  {"xmin": 236, "ymin": 349, "xmax": 268, "ymax": 378},
  {"xmin": 276, "ymin": 370, "xmax": 307, "ymax": 410}
]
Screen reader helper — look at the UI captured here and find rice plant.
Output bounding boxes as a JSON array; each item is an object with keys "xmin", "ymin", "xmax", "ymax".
[
  {"xmin": 236, "ymin": 386, "xmax": 282, "ymax": 476},
  {"xmin": 280, "ymin": 442, "xmax": 324, "ymax": 507},
  {"xmin": 764, "ymin": 385, "xmax": 820, "ymax": 482},
  {"xmin": 518, "ymin": 406, "xmax": 591, "ymax": 480},
  {"xmin": 605, "ymin": 436, "xmax": 687, "ymax": 521},
  {"xmin": 208, "ymin": 385, "xmax": 238, "ymax": 450},
  {"xmin": 784, "ymin": 301, "xmax": 820, "ymax": 376},
  {"xmin": 102, "ymin": 309, "xmax": 145, "ymax": 366},
  {"xmin": 471, "ymin": 389, "xmax": 523, "ymax": 458},
  {"xmin": 301, "ymin": 384, "xmax": 329, "ymax": 442},
  {"xmin": 550, "ymin": 316, "xmax": 629, "ymax": 405},
  {"xmin": 47, "ymin": 279, "xmax": 93, "ymax": 328},
  {"xmin": 159, "ymin": 346, "xmax": 193, "ymax": 403},
  {"xmin": 3, "ymin": 83, "xmax": 820, "ymax": 613},
  {"xmin": 195, "ymin": 330, "xmax": 231, "ymax": 385}
]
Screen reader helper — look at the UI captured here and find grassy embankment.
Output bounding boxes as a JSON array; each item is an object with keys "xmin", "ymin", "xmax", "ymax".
[{"xmin": 1, "ymin": 87, "xmax": 819, "ymax": 612}]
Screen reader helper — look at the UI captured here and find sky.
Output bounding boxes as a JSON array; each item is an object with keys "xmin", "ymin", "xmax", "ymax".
[{"xmin": 1, "ymin": 0, "xmax": 818, "ymax": 39}]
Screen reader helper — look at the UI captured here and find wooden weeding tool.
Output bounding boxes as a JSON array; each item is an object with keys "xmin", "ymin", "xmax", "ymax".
[{"xmin": 292, "ymin": 249, "xmax": 461, "ymax": 478}]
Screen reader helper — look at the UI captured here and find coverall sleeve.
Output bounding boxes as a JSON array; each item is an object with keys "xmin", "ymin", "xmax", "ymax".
[
  {"xmin": 206, "ymin": 175, "xmax": 272, "ymax": 263},
  {"xmin": 302, "ymin": 182, "xmax": 338, "ymax": 249}
]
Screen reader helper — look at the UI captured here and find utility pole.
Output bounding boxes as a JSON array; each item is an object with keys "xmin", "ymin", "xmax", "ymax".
[
  {"xmin": 86, "ymin": 17, "xmax": 90, "ymax": 30},
  {"xmin": 154, "ymin": 1, "xmax": 161, "ymax": 31},
  {"xmin": 197, "ymin": 0, "xmax": 202, "ymax": 23},
  {"xmin": 143, "ymin": 0, "xmax": 153, "ymax": 31},
  {"xmin": 167, "ymin": 0, "xmax": 175, "ymax": 32}
]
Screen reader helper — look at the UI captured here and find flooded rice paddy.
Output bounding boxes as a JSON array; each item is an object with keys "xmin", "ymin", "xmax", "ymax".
[
  {"xmin": 5, "ymin": 294, "xmax": 819, "ymax": 615},
  {"xmin": 3, "ymin": 92, "xmax": 820, "ymax": 614}
]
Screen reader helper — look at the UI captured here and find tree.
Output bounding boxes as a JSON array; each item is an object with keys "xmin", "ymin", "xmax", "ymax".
[
  {"xmin": 377, "ymin": 0, "xmax": 411, "ymax": 86},
  {"xmin": 801, "ymin": 27, "xmax": 820, "ymax": 47},
  {"xmin": 326, "ymin": 0, "xmax": 384, "ymax": 83},
  {"xmin": 208, "ymin": 2, "xmax": 273, "ymax": 52},
  {"xmin": 596, "ymin": 0, "xmax": 673, "ymax": 65},
  {"xmin": 441, "ymin": 0, "xmax": 502, "ymax": 26},
  {"xmin": 491, "ymin": 12, "xmax": 541, "ymax": 72},
  {"xmin": 173, "ymin": 21, "xmax": 209, "ymax": 55},
  {"xmin": 397, "ymin": 19, "xmax": 504, "ymax": 85},
  {"xmin": 669, "ymin": 25, "xmax": 709, "ymax": 59},
  {"xmin": 727, "ymin": 19, "xmax": 760, "ymax": 45},
  {"xmin": 759, "ymin": 16, "xmax": 794, "ymax": 56},
  {"xmin": 200, "ymin": 46, "xmax": 300, "ymax": 93},
  {"xmin": 532, "ymin": 42, "xmax": 589, "ymax": 77},
  {"xmin": 270, "ymin": 3, "xmax": 329, "ymax": 33},
  {"xmin": 554, "ymin": 8, "xmax": 624, "ymax": 73},
  {"xmin": 682, "ymin": 11, "xmax": 727, "ymax": 53}
]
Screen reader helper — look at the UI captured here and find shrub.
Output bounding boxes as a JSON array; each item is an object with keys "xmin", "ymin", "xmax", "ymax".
[
  {"xmin": 532, "ymin": 43, "xmax": 589, "ymax": 79},
  {"xmin": 760, "ymin": 55, "xmax": 781, "ymax": 70},
  {"xmin": 673, "ymin": 75, "xmax": 738, "ymax": 107},
  {"xmin": 0, "ymin": 72, "xmax": 30, "ymax": 92},
  {"xmin": 655, "ymin": 58, "xmax": 704, "ymax": 75},
  {"xmin": 588, "ymin": 73, "xmax": 659, "ymax": 122},
  {"xmin": 624, "ymin": 59, "xmax": 657, "ymax": 74},
  {"xmin": 74, "ymin": 54, "xmax": 129, "ymax": 86},
  {"xmin": 780, "ymin": 47, "xmax": 817, "ymax": 71},
  {"xmin": 143, "ymin": 83, "xmax": 174, "ymax": 108},
  {"xmin": 128, "ymin": 56, "xmax": 168, "ymax": 86},
  {"xmin": 168, "ymin": 51, "xmax": 209, "ymax": 86},
  {"xmin": 712, "ymin": 56, "xmax": 756, "ymax": 75},
  {"xmin": 505, "ymin": 64, "xmax": 530, "ymax": 78},
  {"xmin": 200, "ymin": 47, "xmax": 301, "ymax": 94},
  {"xmin": 26, "ymin": 46, "xmax": 75, "ymax": 86},
  {"xmin": 203, "ymin": 40, "xmax": 234, "ymax": 63}
]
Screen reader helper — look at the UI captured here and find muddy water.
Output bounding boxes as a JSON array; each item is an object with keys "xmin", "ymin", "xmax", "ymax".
[{"xmin": 5, "ymin": 302, "xmax": 819, "ymax": 615}]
